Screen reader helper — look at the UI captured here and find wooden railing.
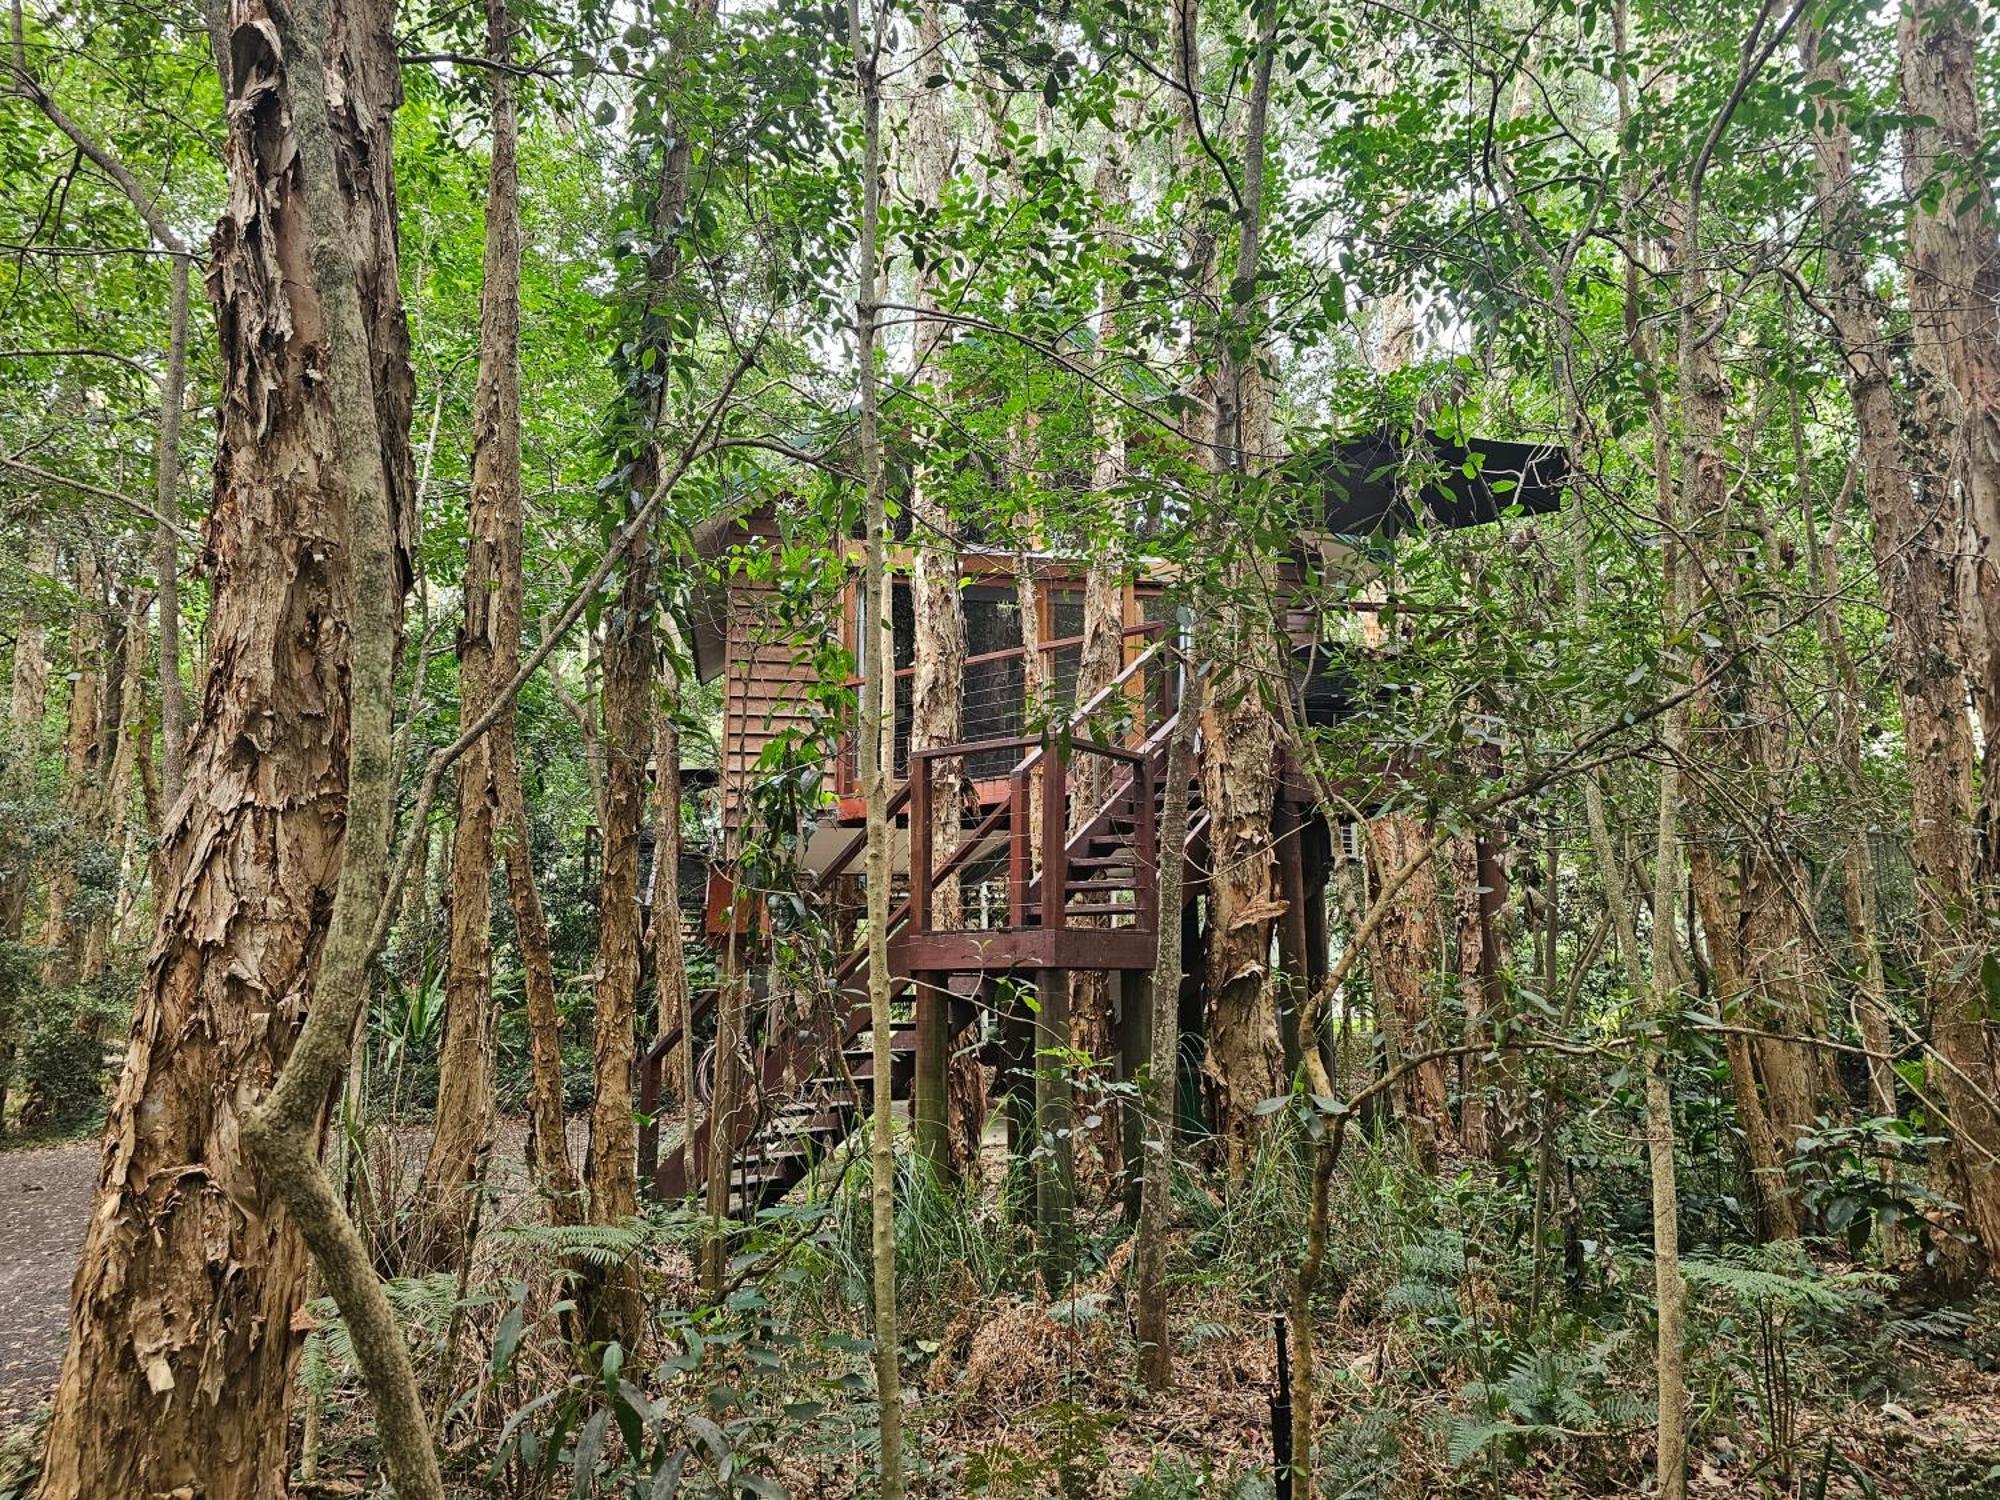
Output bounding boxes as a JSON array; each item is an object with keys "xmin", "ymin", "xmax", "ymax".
[
  {"xmin": 835, "ymin": 621, "xmax": 1167, "ymax": 794},
  {"xmin": 639, "ymin": 633, "xmax": 1187, "ymax": 1199}
]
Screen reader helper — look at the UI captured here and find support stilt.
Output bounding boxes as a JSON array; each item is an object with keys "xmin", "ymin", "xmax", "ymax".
[
  {"xmin": 1034, "ymin": 965, "xmax": 1075, "ymax": 1288},
  {"xmin": 1117, "ymin": 969, "xmax": 1152, "ymax": 1222},
  {"xmin": 913, "ymin": 969, "xmax": 951, "ymax": 1179}
]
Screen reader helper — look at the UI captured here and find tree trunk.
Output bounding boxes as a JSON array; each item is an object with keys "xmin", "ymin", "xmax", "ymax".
[
  {"xmin": 1899, "ymin": 0, "xmax": 2000, "ymax": 873},
  {"xmin": 38, "ymin": 546, "xmax": 106, "ymax": 988},
  {"xmin": 586, "ymin": 514, "xmax": 651, "ymax": 1350},
  {"xmin": 235, "ymin": 0, "xmax": 436, "ymax": 1477},
  {"xmin": 849, "ymin": 1, "xmax": 906, "ymax": 1489},
  {"xmin": 650, "ymin": 678, "xmax": 686, "ymax": 1042},
  {"xmin": 1180, "ymin": 0, "xmax": 1286, "ymax": 1174},
  {"xmin": 157, "ymin": 254, "xmax": 190, "ymax": 811},
  {"xmin": 81, "ymin": 583, "xmax": 154, "ymax": 982},
  {"xmin": 1809, "ymin": 12, "xmax": 2000, "ymax": 1264},
  {"xmin": 586, "ymin": 0, "xmax": 716, "ymax": 1344},
  {"xmin": 419, "ymin": 0, "xmax": 521, "ymax": 1261},
  {"xmin": 32, "ymin": 0, "xmax": 417, "ymax": 1485},
  {"xmin": 905, "ymin": 0, "xmax": 970, "ymax": 1181},
  {"xmin": 1135, "ymin": 668, "xmax": 1200, "ymax": 1390},
  {"xmin": 1365, "ymin": 813, "xmax": 1453, "ymax": 1163},
  {"xmin": 1896, "ymin": 0, "xmax": 2000, "ymax": 1261},
  {"xmin": 1688, "ymin": 840, "xmax": 1800, "ymax": 1239},
  {"xmin": 1799, "ymin": 447, "xmax": 1895, "ymax": 1123},
  {"xmin": 1062, "ymin": 107, "xmax": 1139, "ymax": 1185},
  {"xmin": 499, "ymin": 729, "xmax": 581, "ymax": 1221}
]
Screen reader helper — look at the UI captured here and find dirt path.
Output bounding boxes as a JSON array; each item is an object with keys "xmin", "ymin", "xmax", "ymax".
[
  {"xmin": 0, "ymin": 1137, "xmax": 98, "ymax": 1424},
  {"xmin": 0, "ymin": 1117, "xmax": 599, "ymax": 1429}
]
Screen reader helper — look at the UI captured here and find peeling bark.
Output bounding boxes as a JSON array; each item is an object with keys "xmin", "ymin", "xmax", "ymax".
[
  {"xmin": 32, "ymin": 0, "xmax": 416, "ymax": 1486},
  {"xmin": 1804, "ymin": 12, "xmax": 1998, "ymax": 1266},
  {"xmin": 1175, "ymin": 0, "xmax": 1286, "ymax": 1171},
  {"xmin": 1896, "ymin": 0, "xmax": 2000, "ymax": 1261},
  {"xmin": 419, "ymin": 0, "xmax": 522, "ymax": 1259},
  {"xmin": 904, "ymin": 0, "xmax": 974, "ymax": 1179},
  {"xmin": 38, "ymin": 546, "xmax": 107, "ymax": 988}
]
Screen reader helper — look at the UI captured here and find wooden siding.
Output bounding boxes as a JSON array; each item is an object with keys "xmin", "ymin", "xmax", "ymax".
[{"xmin": 721, "ymin": 577, "xmax": 827, "ymax": 829}]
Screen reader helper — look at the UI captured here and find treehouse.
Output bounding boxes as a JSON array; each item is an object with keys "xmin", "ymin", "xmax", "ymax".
[{"xmin": 639, "ymin": 432, "xmax": 1566, "ymax": 1212}]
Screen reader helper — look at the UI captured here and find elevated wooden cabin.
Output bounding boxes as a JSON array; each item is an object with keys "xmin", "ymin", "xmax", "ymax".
[{"xmin": 642, "ymin": 432, "xmax": 1565, "ymax": 1210}]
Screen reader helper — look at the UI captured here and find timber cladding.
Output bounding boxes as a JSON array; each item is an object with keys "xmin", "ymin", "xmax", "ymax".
[{"xmin": 715, "ymin": 516, "xmax": 828, "ymax": 831}]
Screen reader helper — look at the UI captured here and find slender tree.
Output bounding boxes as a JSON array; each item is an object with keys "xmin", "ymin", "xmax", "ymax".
[
  {"xmin": 849, "ymin": 0, "xmax": 905, "ymax": 1488},
  {"xmin": 420, "ymin": 0, "xmax": 529, "ymax": 1259}
]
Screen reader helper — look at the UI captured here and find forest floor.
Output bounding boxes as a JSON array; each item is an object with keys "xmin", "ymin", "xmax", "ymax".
[
  {"xmin": 0, "ymin": 1136, "xmax": 95, "ymax": 1425},
  {"xmin": 0, "ymin": 1116, "xmax": 584, "ymax": 1427},
  {"xmin": 6, "ymin": 1125, "xmax": 2000, "ymax": 1495}
]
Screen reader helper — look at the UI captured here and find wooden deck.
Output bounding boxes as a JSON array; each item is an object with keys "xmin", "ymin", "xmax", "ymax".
[{"xmin": 637, "ymin": 636, "xmax": 1195, "ymax": 1208}]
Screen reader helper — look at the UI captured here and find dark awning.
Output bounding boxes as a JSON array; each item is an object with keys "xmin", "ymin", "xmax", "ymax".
[{"xmin": 1307, "ymin": 431, "xmax": 1568, "ymax": 538}]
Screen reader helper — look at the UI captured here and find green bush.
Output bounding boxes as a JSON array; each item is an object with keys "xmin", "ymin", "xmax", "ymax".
[{"xmin": 9, "ymin": 970, "xmax": 129, "ymax": 1135}]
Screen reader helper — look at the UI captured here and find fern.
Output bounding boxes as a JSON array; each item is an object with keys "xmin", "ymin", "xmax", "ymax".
[
  {"xmin": 1441, "ymin": 1416, "xmax": 1527, "ymax": 1468},
  {"xmin": 489, "ymin": 1217, "xmax": 652, "ymax": 1268},
  {"xmin": 1681, "ymin": 1248, "xmax": 1890, "ymax": 1315},
  {"xmin": 297, "ymin": 1328, "xmax": 337, "ymax": 1404}
]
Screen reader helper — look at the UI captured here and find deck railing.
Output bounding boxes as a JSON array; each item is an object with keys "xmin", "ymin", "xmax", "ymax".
[
  {"xmin": 835, "ymin": 621, "xmax": 1167, "ymax": 793},
  {"xmin": 639, "ymin": 631, "xmax": 1185, "ymax": 1198}
]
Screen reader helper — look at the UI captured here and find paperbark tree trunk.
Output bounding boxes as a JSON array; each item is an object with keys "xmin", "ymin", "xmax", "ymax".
[
  {"xmin": 588, "ymin": 0, "xmax": 716, "ymax": 1343},
  {"xmin": 82, "ymin": 583, "xmax": 155, "ymax": 982},
  {"xmin": 419, "ymin": 0, "xmax": 522, "ymax": 1261},
  {"xmin": 500, "ymin": 729, "xmax": 582, "ymax": 1221},
  {"xmin": 1174, "ymin": 0, "xmax": 1286, "ymax": 1173},
  {"xmin": 1798, "ymin": 440, "xmax": 1895, "ymax": 1124},
  {"xmin": 904, "ymin": 0, "xmax": 973, "ymax": 1180},
  {"xmin": 31, "ymin": 0, "xmax": 416, "ymax": 1486},
  {"xmin": 1065, "ymin": 104, "xmax": 1140, "ymax": 1167},
  {"xmin": 1688, "ymin": 840, "xmax": 1799, "ymax": 1239},
  {"xmin": 157, "ymin": 256, "xmax": 190, "ymax": 811},
  {"xmin": 1365, "ymin": 813, "xmax": 1453, "ymax": 1162},
  {"xmin": 1134, "ymin": 667, "xmax": 1200, "ymax": 1390},
  {"xmin": 234, "ymin": 0, "xmax": 435, "ymax": 1478},
  {"xmin": 1896, "ymin": 0, "xmax": 2000, "ymax": 1261},
  {"xmin": 587, "ymin": 495, "xmax": 653, "ymax": 1349},
  {"xmin": 37, "ymin": 545, "xmax": 106, "ymax": 988},
  {"xmin": 649, "ymin": 674, "xmax": 689, "ymax": 1082},
  {"xmin": 1899, "ymin": 0, "xmax": 2000, "ymax": 871}
]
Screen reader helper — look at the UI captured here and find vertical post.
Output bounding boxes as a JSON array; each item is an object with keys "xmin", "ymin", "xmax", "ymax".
[
  {"xmin": 1009, "ymin": 765, "xmax": 1031, "ymax": 926},
  {"xmin": 1275, "ymin": 799, "xmax": 1309, "ymax": 1076},
  {"xmin": 1302, "ymin": 815, "xmax": 1332, "ymax": 1082},
  {"xmin": 1116, "ymin": 969, "xmax": 1152, "ymax": 1222},
  {"xmin": 913, "ymin": 972, "xmax": 950, "ymax": 1179},
  {"xmin": 909, "ymin": 753, "xmax": 932, "ymax": 935},
  {"xmin": 637, "ymin": 1040, "xmax": 660, "ymax": 1197},
  {"xmin": 1034, "ymin": 965, "xmax": 1075, "ymax": 1288},
  {"xmin": 1136, "ymin": 749, "xmax": 1158, "ymax": 934},
  {"xmin": 1041, "ymin": 741, "xmax": 1068, "ymax": 928}
]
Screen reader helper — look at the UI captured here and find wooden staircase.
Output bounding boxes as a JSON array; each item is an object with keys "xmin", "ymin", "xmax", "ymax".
[{"xmin": 638, "ymin": 638, "xmax": 1203, "ymax": 1216}]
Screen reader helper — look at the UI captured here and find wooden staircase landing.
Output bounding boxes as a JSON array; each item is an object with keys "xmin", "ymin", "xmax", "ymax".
[{"xmin": 638, "ymin": 638, "xmax": 1201, "ymax": 1216}]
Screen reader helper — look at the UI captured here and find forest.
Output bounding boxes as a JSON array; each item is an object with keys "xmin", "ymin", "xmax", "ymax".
[{"xmin": 3, "ymin": 0, "xmax": 2000, "ymax": 1493}]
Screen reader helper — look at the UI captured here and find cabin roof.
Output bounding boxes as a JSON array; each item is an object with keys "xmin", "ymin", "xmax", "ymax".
[
  {"xmin": 1311, "ymin": 431, "xmax": 1568, "ymax": 537},
  {"xmin": 684, "ymin": 432, "xmax": 1568, "ymax": 686}
]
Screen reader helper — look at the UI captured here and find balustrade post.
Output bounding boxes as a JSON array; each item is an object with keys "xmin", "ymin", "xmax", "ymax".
[
  {"xmin": 1009, "ymin": 768, "xmax": 1030, "ymax": 926},
  {"xmin": 909, "ymin": 753, "xmax": 931, "ymax": 935},
  {"xmin": 1040, "ymin": 739, "xmax": 1068, "ymax": 929},
  {"xmin": 1137, "ymin": 751, "xmax": 1158, "ymax": 936}
]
